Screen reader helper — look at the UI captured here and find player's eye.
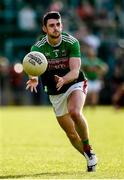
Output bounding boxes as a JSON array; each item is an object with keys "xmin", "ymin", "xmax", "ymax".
[
  {"xmin": 49, "ymin": 24, "xmax": 54, "ymax": 28},
  {"xmin": 49, "ymin": 22, "xmax": 60, "ymax": 28},
  {"xmin": 56, "ymin": 22, "xmax": 60, "ymax": 27}
]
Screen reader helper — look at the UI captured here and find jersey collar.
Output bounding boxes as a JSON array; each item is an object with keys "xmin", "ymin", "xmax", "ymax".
[{"xmin": 46, "ymin": 35, "xmax": 62, "ymax": 47}]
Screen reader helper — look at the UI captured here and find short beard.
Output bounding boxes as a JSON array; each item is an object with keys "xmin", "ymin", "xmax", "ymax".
[{"xmin": 50, "ymin": 32, "xmax": 61, "ymax": 39}]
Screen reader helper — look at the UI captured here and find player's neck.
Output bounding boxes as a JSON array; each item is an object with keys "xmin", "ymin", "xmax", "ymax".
[{"xmin": 47, "ymin": 35, "xmax": 62, "ymax": 47}]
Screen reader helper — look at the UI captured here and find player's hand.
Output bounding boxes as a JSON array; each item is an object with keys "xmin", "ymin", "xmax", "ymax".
[
  {"xmin": 54, "ymin": 75, "xmax": 65, "ymax": 91},
  {"xmin": 26, "ymin": 77, "xmax": 38, "ymax": 93}
]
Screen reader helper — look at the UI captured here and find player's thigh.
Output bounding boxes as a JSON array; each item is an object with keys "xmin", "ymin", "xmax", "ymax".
[
  {"xmin": 57, "ymin": 114, "xmax": 76, "ymax": 134},
  {"xmin": 67, "ymin": 90, "xmax": 86, "ymax": 111}
]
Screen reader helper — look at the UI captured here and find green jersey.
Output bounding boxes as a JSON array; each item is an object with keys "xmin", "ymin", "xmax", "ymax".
[{"xmin": 31, "ymin": 32, "xmax": 86, "ymax": 95}]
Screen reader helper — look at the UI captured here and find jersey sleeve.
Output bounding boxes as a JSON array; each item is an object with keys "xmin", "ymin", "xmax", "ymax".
[
  {"xmin": 69, "ymin": 40, "xmax": 81, "ymax": 58},
  {"xmin": 30, "ymin": 45, "xmax": 40, "ymax": 52}
]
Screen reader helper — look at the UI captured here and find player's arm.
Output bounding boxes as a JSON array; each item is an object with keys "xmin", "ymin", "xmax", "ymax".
[
  {"xmin": 55, "ymin": 57, "xmax": 81, "ymax": 91},
  {"xmin": 55, "ymin": 39, "xmax": 81, "ymax": 91}
]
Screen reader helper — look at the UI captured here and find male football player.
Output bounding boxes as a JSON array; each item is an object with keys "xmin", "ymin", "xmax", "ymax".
[{"xmin": 26, "ymin": 11, "xmax": 97, "ymax": 172}]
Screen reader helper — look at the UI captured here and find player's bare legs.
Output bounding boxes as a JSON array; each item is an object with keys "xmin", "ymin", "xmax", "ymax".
[
  {"xmin": 56, "ymin": 90, "xmax": 88, "ymax": 155},
  {"xmin": 67, "ymin": 90, "xmax": 89, "ymax": 142},
  {"xmin": 57, "ymin": 90, "xmax": 97, "ymax": 171},
  {"xmin": 57, "ymin": 114, "xmax": 84, "ymax": 154},
  {"xmin": 67, "ymin": 90, "xmax": 97, "ymax": 171}
]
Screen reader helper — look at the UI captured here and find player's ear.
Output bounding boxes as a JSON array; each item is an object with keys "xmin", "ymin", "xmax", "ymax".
[
  {"xmin": 60, "ymin": 20, "xmax": 63, "ymax": 31},
  {"xmin": 42, "ymin": 25, "xmax": 47, "ymax": 33},
  {"xmin": 61, "ymin": 23, "xmax": 63, "ymax": 31}
]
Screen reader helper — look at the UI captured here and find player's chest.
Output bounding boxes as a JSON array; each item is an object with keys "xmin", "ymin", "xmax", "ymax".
[{"xmin": 42, "ymin": 45, "xmax": 68, "ymax": 59}]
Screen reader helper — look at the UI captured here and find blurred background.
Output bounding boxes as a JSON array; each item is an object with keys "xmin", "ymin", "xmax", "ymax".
[{"xmin": 0, "ymin": 0, "xmax": 124, "ymax": 107}]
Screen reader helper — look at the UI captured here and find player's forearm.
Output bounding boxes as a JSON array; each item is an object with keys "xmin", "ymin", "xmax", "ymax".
[{"xmin": 63, "ymin": 69, "xmax": 79, "ymax": 84}]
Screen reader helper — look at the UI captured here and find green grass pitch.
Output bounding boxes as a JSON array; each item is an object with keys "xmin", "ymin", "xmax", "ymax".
[{"xmin": 0, "ymin": 106, "xmax": 124, "ymax": 179}]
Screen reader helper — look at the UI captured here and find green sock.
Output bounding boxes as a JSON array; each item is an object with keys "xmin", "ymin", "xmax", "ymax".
[
  {"xmin": 83, "ymin": 139, "xmax": 90, "ymax": 145},
  {"xmin": 83, "ymin": 139, "xmax": 92, "ymax": 152}
]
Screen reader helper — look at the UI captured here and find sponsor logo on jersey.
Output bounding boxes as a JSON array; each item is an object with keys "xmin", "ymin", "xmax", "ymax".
[{"xmin": 47, "ymin": 58, "xmax": 69, "ymax": 70}]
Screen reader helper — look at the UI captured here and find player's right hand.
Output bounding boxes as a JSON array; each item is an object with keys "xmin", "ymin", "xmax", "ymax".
[
  {"xmin": 26, "ymin": 77, "xmax": 38, "ymax": 93},
  {"xmin": 54, "ymin": 75, "xmax": 65, "ymax": 91}
]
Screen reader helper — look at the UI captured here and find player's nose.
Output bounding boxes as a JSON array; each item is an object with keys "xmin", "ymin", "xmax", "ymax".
[{"xmin": 54, "ymin": 24, "xmax": 59, "ymax": 30}]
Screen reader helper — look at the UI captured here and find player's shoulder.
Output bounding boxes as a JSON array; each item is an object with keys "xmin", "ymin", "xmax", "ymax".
[
  {"xmin": 62, "ymin": 32, "xmax": 79, "ymax": 44},
  {"xmin": 34, "ymin": 34, "xmax": 47, "ymax": 48}
]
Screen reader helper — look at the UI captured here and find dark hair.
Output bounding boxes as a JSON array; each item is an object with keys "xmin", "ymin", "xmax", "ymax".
[{"xmin": 43, "ymin": 11, "xmax": 61, "ymax": 26}]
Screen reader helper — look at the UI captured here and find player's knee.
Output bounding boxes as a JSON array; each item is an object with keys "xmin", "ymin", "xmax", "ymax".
[{"xmin": 69, "ymin": 108, "xmax": 81, "ymax": 122}]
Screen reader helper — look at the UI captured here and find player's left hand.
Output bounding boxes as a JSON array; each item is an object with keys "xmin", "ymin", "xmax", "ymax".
[{"xmin": 54, "ymin": 75, "xmax": 65, "ymax": 91}]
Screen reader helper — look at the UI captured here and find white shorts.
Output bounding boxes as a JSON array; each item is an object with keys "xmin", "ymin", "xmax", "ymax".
[{"xmin": 49, "ymin": 81, "xmax": 87, "ymax": 117}]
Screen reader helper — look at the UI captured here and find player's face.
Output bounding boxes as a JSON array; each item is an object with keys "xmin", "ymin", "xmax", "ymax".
[{"xmin": 43, "ymin": 19, "xmax": 62, "ymax": 39}]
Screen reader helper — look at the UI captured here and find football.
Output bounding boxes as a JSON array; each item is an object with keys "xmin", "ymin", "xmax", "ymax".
[{"xmin": 23, "ymin": 51, "xmax": 48, "ymax": 76}]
